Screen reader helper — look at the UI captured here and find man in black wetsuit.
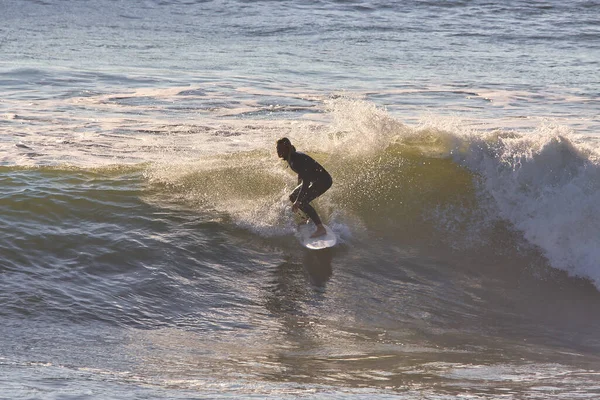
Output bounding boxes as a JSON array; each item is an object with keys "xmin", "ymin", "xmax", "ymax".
[{"xmin": 277, "ymin": 137, "xmax": 332, "ymax": 238}]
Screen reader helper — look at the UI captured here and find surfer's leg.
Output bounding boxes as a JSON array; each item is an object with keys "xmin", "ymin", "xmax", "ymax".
[
  {"xmin": 305, "ymin": 177, "xmax": 332, "ymax": 237},
  {"xmin": 299, "ymin": 201, "xmax": 326, "ymax": 237},
  {"xmin": 304, "ymin": 205, "xmax": 326, "ymax": 237},
  {"xmin": 298, "ymin": 176, "xmax": 332, "ymax": 208},
  {"xmin": 299, "ymin": 203, "xmax": 322, "ymax": 226},
  {"xmin": 296, "ymin": 183, "xmax": 319, "ymax": 222},
  {"xmin": 289, "ymin": 184, "xmax": 310, "ymax": 224},
  {"xmin": 297, "ymin": 178, "xmax": 332, "ymax": 231}
]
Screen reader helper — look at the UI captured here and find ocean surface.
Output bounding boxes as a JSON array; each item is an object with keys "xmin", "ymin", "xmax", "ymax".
[{"xmin": 2, "ymin": 0, "xmax": 600, "ymax": 398}]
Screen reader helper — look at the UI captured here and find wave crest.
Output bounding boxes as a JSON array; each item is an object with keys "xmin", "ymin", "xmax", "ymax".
[{"xmin": 145, "ymin": 97, "xmax": 600, "ymax": 288}]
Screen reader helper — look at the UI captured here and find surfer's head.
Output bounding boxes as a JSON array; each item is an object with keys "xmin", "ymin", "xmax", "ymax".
[{"xmin": 276, "ymin": 137, "xmax": 295, "ymax": 159}]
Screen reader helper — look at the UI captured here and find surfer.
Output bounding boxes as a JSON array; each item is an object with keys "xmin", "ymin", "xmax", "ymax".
[{"xmin": 277, "ymin": 137, "xmax": 332, "ymax": 238}]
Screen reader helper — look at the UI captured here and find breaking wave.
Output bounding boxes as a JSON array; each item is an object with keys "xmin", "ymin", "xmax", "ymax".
[{"xmin": 145, "ymin": 97, "xmax": 600, "ymax": 288}]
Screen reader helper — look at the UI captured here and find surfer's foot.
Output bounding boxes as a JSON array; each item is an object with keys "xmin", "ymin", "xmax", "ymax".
[{"xmin": 310, "ymin": 225, "xmax": 327, "ymax": 238}]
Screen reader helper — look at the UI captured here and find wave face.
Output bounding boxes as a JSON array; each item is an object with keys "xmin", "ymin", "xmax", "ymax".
[
  {"xmin": 142, "ymin": 97, "xmax": 600, "ymax": 289},
  {"xmin": 2, "ymin": 0, "xmax": 600, "ymax": 397},
  {"xmin": 3, "ymin": 102, "xmax": 600, "ymax": 400},
  {"xmin": 457, "ymin": 128, "xmax": 600, "ymax": 286}
]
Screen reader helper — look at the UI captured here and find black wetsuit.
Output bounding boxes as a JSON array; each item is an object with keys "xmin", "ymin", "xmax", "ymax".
[{"xmin": 287, "ymin": 151, "xmax": 332, "ymax": 225}]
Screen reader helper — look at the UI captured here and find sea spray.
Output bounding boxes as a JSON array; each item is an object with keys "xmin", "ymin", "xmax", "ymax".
[
  {"xmin": 456, "ymin": 129, "xmax": 600, "ymax": 286},
  {"xmin": 142, "ymin": 97, "xmax": 600, "ymax": 289}
]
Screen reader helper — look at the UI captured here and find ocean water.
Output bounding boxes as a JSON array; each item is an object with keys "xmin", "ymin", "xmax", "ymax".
[{"xmin": 2, "ymin": 0, "xmax": 600, "ymax": 398}]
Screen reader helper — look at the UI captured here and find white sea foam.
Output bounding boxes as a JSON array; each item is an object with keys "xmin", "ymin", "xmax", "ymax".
[
  {"xmin": 456, "ymin": 127, "xmax": 600, "ymax": 287},
  {"xmin": 143, "ymin": 96, "xmax": 600, "ymax": 289},
  {"xmin": 5, "ymin": 82, "xmax": 600, "ymax": 288},
  {"xmin": 313, "ymin": 98, "xmax": 600, "ymax": 288}
]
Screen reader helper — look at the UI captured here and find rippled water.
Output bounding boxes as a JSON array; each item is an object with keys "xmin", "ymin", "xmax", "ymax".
[{"xmin": 1, "ymin": 0, "xmax": 600, "ymax": 398}]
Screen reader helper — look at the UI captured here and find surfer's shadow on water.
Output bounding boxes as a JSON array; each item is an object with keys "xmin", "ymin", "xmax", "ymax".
[
  {"xmin": 290, "ymin": 222, "xmax": 348, "ymax": 287},
  {"xmin": 268, "ymin": 246, "xmax": 335, "ymax": 293},
  {"xmin": 264, "ymin": 249, "xmax": 336, "ymax": 323},
  {"xmin": 301, "ymin": 248, "xmax": 334, "ymax": 287}
]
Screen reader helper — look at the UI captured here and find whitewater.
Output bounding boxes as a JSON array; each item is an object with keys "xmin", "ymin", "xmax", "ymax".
[{"xmin": 1, "ymin": 0, "xmax": 600, "ymax": 398}]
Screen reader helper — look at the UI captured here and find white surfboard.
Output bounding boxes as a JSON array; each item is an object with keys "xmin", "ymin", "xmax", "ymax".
[{"xmin": 296, "ymin": 224, "xmax": 337, "ymax": 250}]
